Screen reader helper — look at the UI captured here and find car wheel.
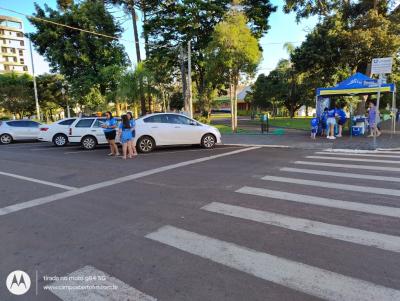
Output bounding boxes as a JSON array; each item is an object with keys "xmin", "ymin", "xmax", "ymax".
[
  {"xmin": 0, "ymin": 133, "xmax": 13, "ymax": 144},
  {"xmin": 137, "ymin": 136, "xmax": 155, "ymax": 153},
  {"xmin": 201, "ymin": 134, "xmax": 216, "ymax": 149},
  {"xmin": 53, "ymin": 134, "xmax": 68, "ymax": 147},
  {"xmin": 81, "ymin": 135, "xmax": 97, "ymax": 150}
]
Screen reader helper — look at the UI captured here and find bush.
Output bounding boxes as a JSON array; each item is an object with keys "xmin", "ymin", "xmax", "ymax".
[{"xmin": 194, "ymin": 115, "xmax": 210, "ymax": 124}]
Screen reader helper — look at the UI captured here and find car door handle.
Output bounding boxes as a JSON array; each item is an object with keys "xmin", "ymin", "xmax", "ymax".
[
  {"xmin": 151, "ymin": 126, "xmax": 158, "ymax": 128},
  {"xmin": 91, "ymin": 130, "xmax": 96, "ymax": 132},
  {"xmin": 174, "ymin": 126, "xmax": 181, "ymax": 128}
]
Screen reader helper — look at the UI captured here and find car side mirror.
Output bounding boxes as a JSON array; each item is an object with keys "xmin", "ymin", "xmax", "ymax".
[{"xmin": 190, "ymin": 121, "xmax": 197, "ymax": 126}]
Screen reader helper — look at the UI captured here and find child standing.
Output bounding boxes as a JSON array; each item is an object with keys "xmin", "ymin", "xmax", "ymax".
[
  {"xmin": 118, "ymin": 114, "xmax": 134, "ymax": 159},
  {"xmin": 310, "ymin": 114, "xmax": 319, "ymax": 140}
]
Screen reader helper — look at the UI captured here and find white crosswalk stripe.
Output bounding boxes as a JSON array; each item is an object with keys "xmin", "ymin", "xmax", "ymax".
[
  {"xmin": 262, "ymin": 175, "xmax": 400, "ymax": 197},
  {"xmin": 306, "ymin": 155, "xmax": 400, "ymax": 164},
  {"xmin": 146, "ymin": 225, "xmax": 400, "ymax": 301},
  {"xmin": 236, "ymin": 186, "xmax": 400, "ymax": 218},
  {"xmin": 201, "ymin": 202, "xmax": 400, "ymax": 252},
  {"xmin": 314, "ymin": 151, "xmax": 400, "ymax": 158},
  {"xmin": 295, "ymin": 160, "xmax": 400, "ymax": 172},
  {"xmin": 280, "ymin": 167, "xmax": 400, "ymax": 182},
  {"xmin": 46, "ymin": 265, "xmax": 157, "ymax": 301}
]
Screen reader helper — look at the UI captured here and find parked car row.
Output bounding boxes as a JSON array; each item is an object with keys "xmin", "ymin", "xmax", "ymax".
[{"xmin": 0, "ymin": 113, "xmax": 222, "ymax": 153}]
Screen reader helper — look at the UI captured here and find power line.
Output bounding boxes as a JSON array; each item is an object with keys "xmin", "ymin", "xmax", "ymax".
[{"xmin": 0, "ymin": 6, "xmax": 140, "ymax": 45}]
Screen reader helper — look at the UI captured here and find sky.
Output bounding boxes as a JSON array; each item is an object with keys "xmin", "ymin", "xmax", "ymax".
[{"xmin": 0, "ymin": 0, "xmax": 318, "ymax": 77}]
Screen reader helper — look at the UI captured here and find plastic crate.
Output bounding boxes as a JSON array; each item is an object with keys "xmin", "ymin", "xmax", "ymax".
[{"xmin": 352, "ymin": 126, "xmax": 363, "ymax": 136}]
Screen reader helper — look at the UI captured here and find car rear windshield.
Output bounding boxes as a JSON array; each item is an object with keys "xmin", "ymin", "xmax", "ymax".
[
  {"xmin": 75, "ymin": 119, "xmax": 95, "ymax": 128},
  {"xmin": 59, "ymin": 119, "xmax": 76, "ymax": 125}
]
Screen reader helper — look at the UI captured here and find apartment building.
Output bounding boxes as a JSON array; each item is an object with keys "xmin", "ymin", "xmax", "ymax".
[{"xmin": 0, "ymin": 15, "xmax": 28, "ymax": 74}]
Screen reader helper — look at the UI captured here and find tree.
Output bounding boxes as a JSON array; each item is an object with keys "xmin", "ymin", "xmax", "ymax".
[
  {"xmin": 247, "ymin": 74, "xmax": 272, "ymax": 111},
  {"xmin": 36, "ymin": 73, "xmax": 72, "ymax": 121},
  {"xmin": 143, "ymin": 0, "xmax": 276, "ymax": 116},
  {"xmin": 28, "ymin": 0, "xmax": 129, "ymax": 98},
  {"xmin": 207, "ymin": 9, "xmax": 262, "ymax": 131},
  {"xmin": 0, "ymin": 73, "xmax": 34, "ymax": 118}
]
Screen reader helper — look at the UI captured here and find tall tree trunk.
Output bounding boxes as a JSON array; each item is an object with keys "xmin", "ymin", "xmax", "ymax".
[{"xmin": 129, "ymin": 4, "xmax": 146, "ymax": 116}]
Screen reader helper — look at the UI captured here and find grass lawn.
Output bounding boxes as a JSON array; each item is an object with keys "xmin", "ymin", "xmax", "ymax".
[
  {"xmin": 264, "ymin": 117, "xmax": 311, "ymax": 131},
  {"xmin": 210, "ymin": 113, "xmax": 232, "ymax": 119},
  {"xmin": 213, "ymin": 124, "xmax": 252, "ymax": 134}
]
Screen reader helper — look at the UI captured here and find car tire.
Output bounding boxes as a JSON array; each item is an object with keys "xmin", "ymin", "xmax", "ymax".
[
  {"xmin": 53, "ymin": 134, "xmax": 68, "ymax": 147},
  {"xmin": 201, "ymin": 133, "xmax": 216, "ymax": 149},
  {"xmin": 81, "ymin": 135, "xmax": 97, "ymax": 150},
  {"xmin": 137, "ymin": 136, "xmax": 155, "ymax": 153},
  {"xmin": 0, "ymin": 133, "xmax": 13, "ymax": 144}
]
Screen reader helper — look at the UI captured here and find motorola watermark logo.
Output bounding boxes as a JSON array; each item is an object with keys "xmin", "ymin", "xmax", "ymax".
[{"xmin": 6, "ymin": 270, "xmax": 31, "ymax": 295}]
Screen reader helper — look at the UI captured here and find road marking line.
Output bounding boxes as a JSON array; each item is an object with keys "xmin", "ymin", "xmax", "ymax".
[
  {"xmin": 236, "ymin": 186, "xmax": 400, "ymax": 218},
  {"xmin": 202, "ymin": 202, "xmax": 400, "ymax": 252},
  {"xmin": 0, "ymin": 171, "xmax": 76, "ymax": 190},
  {"xmin": 295, "ymin": 161, "xmax": 400, "ymax": 172},
  {"xmin": 280, "ymin": 167, "xmax": 400, "ymax": 183},
  {"xmin": 146, "ymin": 225, "xmax": 400, "ymax": 301},
  {"xmin": 315, "ymin": 151, "xmax": 400, "ymax": 158},
  {"xmin": 322, "ymin": 149, "xmax": 400, "ymax": 154},
  {"xmin": 0, "ymin": 146, "xmax": 259, "ymax": 216},
  {"xmin": 46, "ymin": 265, "xmax": 157, "ymax": 301},
  {"xmin": 223, "ymin": 143, "xmax": 291, "ymax": 148},
  {"xmin": 262, "ymin": 175, "xmax": 400, "ymax": 197},
  {"xmin": 306, "ymin": 156, "xmax": 400, "ymax": 164}
]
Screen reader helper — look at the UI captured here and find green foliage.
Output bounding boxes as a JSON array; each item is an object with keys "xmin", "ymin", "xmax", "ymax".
[
  {"xmin": 143, "ymin": 0, "xmax": 275, "ymax": 114},
  {"xmin": 206, "ymin": 9, "xmax": 262, "ymax": 130},
  {"xmin": 81, "ymin": 85, "xmax": 107, "ymax": 113},
  {"xmin": 0, "ymin": 73, "xmax": 35, "ymax": 117},
  {"xmin": 246, "ymin": 74, "xmax": 272, "ymax": 110},
  {"xmin": 28, "ymin": 0, "xmax": 128, "ymax": 97},
  {"xmin": 36, "ymin": 73, "xmax": 73, "ymax": 119}
]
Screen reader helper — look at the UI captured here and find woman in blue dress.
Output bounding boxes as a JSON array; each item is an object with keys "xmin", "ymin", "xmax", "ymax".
[
  {"xmin": 118, "ymin": 114, "xmax": 134, "ymax": 159},
  {"xmin": 126, "ymin": 112, "xmax": 137, "ymax": 157}
]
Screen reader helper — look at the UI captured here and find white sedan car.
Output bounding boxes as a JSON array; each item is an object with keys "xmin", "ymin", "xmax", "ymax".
[
  {"xmin": 68, "ymin": 113, "xmax": 221, "ymax": 152},
  {"xmin": 0, "ymin": 120, "xmax": 41, "ymax": 144},
  {"xmin": 135, "ymin": 113, "xmax": 221, "ymax": 152},
  {"xmin": 38, "ymin": 118, "xmax": 77, "ymax": 146}
]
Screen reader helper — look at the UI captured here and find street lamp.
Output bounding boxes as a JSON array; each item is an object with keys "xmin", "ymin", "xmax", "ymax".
[{"xmin": 61, "ymin": 85, "xmax": 70, "ymax": 118}]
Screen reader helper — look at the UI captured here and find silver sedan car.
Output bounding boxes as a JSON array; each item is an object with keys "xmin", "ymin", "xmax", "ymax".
[{"xmin": 0, "ymin": 120, "xmax": 41, "ymax": 144}]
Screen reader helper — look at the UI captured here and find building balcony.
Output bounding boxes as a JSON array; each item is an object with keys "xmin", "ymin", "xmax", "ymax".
[{"xmin": 0, "ymin": 34, "xmax": 24, "ymax": 41}]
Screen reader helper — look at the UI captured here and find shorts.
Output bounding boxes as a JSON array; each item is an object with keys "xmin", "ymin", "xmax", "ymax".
[
  {"xmin": 338, "ymin": 118, "xmax": 347, "ymax": 126},
  {"xmin": 104, "ymin": 130, "xmax": 116, "ymax": 140},
  {"xmin": 311, "ymin": 126, "xmax": 318, "ymax": 134},
  {"xmin": 321, "ymin": 122, "xmax": 327, "ymax": 129},
  {"xmin": 327, "ymin": 117, "xmax": 336, "ymax": 126},
  {"xmin": 132, "ymin": 130, "xmax": 136, "ymax": 138},
  {"xmin": 121, "ymin": 137, "xmax": 132, "ymax": 144}
]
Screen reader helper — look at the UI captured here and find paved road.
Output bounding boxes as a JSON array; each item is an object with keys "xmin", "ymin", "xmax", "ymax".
[{"xmin": 0, "ymin": 142, "xmax": 399, "ymax": 300}]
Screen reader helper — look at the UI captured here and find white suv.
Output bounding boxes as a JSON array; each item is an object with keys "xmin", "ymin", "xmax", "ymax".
[
  {"xmin": 68, "ymin": 117, "xmax": 119, "ymax": 150},
  {"xmin": 38, "ymin": 118, "xmax": 77, "ymax": 146}
]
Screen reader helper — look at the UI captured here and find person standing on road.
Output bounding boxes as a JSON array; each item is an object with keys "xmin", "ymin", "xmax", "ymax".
[
  {"xmin": 310, "ymin": 114, "xmax": 318, "ymax": 140},
  {"xmin": 367, "ymin": 101, "xmax": 381, "ymax": 137},
  {"xmin": 326, "ymin": 107, "xmax": 337, "ymax": 140},
  {"xmin": 321, "ymin": 108, "xmax": 328, "ymax": 137},
  {"xmin": 102, "ymin": 111, "xmax": 120, "ymax": 156},
  {"xmin": 335, "ymin": 104, "xmax": 347, "ymax": 138},
  {"xmin": 118, "ymin": 114, "xmax": 134, "ymax": 159},
  {"xmin": 126, "ymin": 112, "xmax": 138, "ymax": 157}
]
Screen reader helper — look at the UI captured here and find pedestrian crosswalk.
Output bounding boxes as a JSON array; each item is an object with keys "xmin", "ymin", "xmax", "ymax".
[{"xmin": 144, "ymin": 149, "xmax": 400, "ymax": 301}]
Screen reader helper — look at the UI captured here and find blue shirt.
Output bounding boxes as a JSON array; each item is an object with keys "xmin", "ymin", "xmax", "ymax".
[
  {"xmin": 103, "ymin": 118, "xmax": 117, "ymax": 133},
  {"xmin": 337, "ymin": 109, "xmax": 347, "ymax": 121},
  {"xmin": 119, "ymin": 122, "xmax": 133, "ymax": 142},
  {"xmin": 311, "ymin": 118, "xmax": 319, "ymax": 127},
  {"xmin": 327, "ymin": 109, "xmax": 336, "ymax": 118}
]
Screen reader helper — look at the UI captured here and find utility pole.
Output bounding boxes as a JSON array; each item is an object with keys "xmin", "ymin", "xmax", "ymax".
[
  {"xmin": 29, "ymin": 39, "xmax": 40, "ymax": 120},
  {"xmin": 180, "ymin": 46, "xmax": 188, "ymax": 113},
  {"xmin": 187, "ymin": 41, "xmax": 193, "ymax": 118}
]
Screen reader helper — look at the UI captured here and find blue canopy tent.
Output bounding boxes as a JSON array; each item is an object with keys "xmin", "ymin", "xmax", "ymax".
[{"xmin": 316, "ymin": 73, "xmax": 397, "ymax": 133}]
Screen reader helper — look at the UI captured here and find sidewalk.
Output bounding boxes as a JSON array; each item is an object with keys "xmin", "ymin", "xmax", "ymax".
[{"xmin": 222, "ymin": 132, "xmax": 400, "ymax": 150}]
